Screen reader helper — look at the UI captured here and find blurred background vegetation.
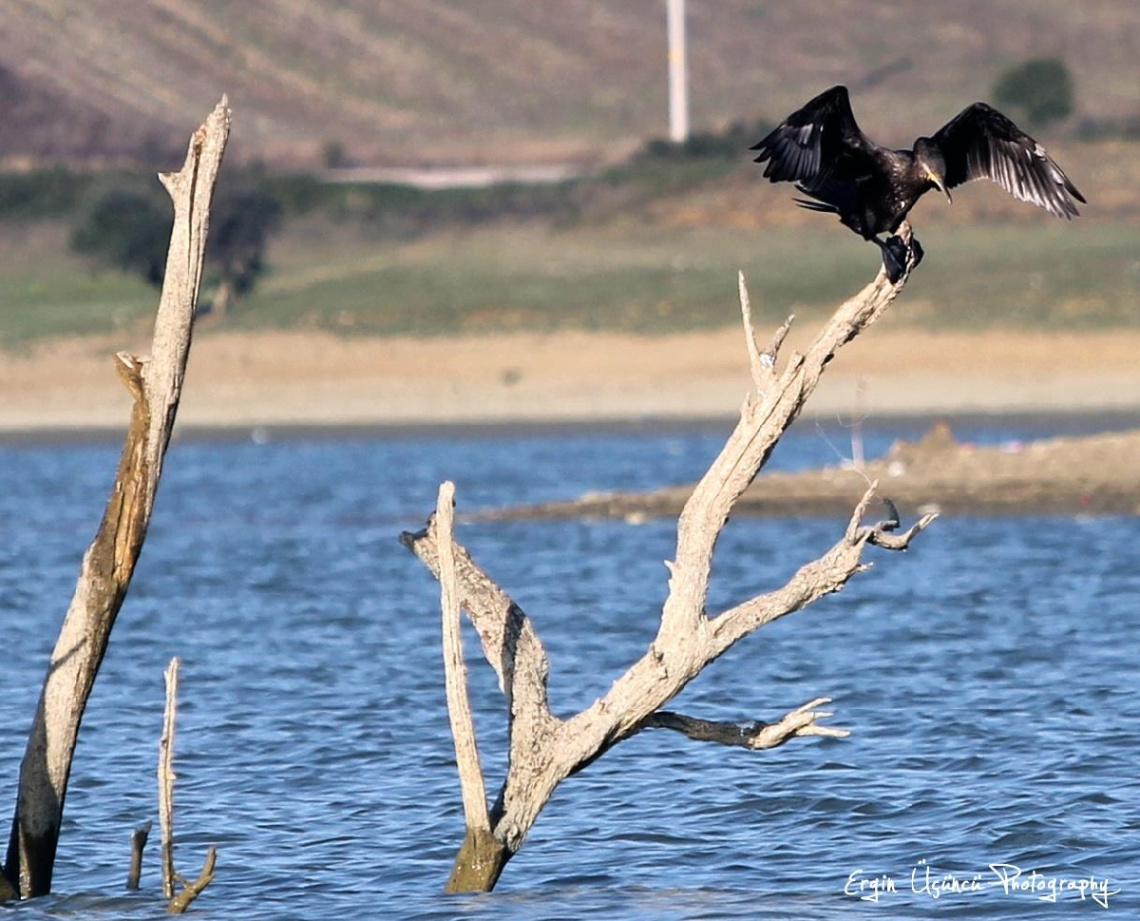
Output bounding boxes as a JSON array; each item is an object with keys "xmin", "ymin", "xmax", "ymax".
[{"xmin": 0, "ymin": 1, "xmax": 1136, "ymax": 346}]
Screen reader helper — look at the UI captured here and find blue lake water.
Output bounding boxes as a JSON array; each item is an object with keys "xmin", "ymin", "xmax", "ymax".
[{"xmin": 0, "ymin": 417, "xmax": 1137, "ymax": 919}]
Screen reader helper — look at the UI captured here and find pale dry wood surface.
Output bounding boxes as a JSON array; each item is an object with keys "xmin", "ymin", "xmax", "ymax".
[
  {"xmin": 404, "ymin": 235, "xmax": 935, "ymax": 891},
  {"xmin": 2, "ymin": 98, "xmax": 230, "ymax": 901}
]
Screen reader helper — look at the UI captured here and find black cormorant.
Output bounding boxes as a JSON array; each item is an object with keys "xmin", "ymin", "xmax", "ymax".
[{"xmin": 750, "ymin": 85, "xmax": 1086, "ymax": 281}]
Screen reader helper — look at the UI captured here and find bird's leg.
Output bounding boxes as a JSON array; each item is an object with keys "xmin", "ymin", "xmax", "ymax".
[
  {"xmin": 876, "ymin": 222, "xmax": 925, "ymax": 283},
  {"xmin": 872, "ymin": 235, "xmax": 908, "ymax": 284}
]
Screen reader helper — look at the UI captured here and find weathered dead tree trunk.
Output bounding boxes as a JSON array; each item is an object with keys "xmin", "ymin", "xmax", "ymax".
[
  {"xmin": 402, "ymin": 227, "xmax": 935, "ymax": 892},
  {"xmin": 1, "ymin": 99, "xmax": 231, "ymax": 901}
]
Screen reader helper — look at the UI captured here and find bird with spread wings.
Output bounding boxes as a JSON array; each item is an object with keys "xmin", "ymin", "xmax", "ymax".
[{"xmin": 750, "ymin": 85, "xmax": 1086, "ymax": 281}]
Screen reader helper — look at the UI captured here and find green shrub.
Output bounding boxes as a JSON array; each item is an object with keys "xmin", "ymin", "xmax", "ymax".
[
  {"xmin": 0, "ymin": 166, "xmax": 89, "ymax": 219},
  {"xmin": 633, "ymin": 117, "xmax": 774, "ymax": 164},
  {"xmin": 71, "ymin": 178, "xmax": 285, "ymax": 307},
  {"xmin": 70, "ymin": 188, "xmax": 172, "ymax": 287}
]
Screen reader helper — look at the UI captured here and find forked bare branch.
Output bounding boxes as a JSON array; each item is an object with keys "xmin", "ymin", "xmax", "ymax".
[
  {"xmin": 159, "ymin": 658, "xmax": 218, "ymax": 914},
  {"xmin": 739, "ymin": 270, "xmax": 794, "ymax": 391},
  {"xmin": 400, "ymin": 519, "xmax": 558, "ymax": 742},
  {"xmin": 403, "ymin": 243, "xmax": 929, "ymax": 892},
  {"xmin": 167, "ymin": 847, "xmax": 216, "ymax": 915}
]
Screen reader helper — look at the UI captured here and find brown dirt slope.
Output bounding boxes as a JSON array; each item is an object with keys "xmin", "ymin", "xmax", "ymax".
[{"xmin": 1, "ymin": 1, "xmax": 1136, "ymax": 167}]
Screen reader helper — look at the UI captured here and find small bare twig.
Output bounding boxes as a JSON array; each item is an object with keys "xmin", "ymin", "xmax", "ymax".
[
  {"xmin": 167, "ymin": 847, "xmax": 216, "ymax": 915},
  {"xmin": 738, "ymin": 271, "xmax": 766, "ymax": 388},
  {"xmin": 739, "ymin": 272, "xmax": 794, "ymax": 389},
  {"xmin": 159, "ymin": 659, "xmax": 179, "ymax": 899},
  {"xmin": 158, "ymin": 658, "xmax": 217, "ymax": 913}
]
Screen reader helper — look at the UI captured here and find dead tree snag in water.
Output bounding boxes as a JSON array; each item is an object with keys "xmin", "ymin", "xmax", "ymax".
[
  {"xmin": 1, "ymin": 99, "xmax": 231, "ymax": 901},
  {"xmin": 126, "ymin": 821, "xmax": 151, "ymax": 891},
  {"xmin": 402, "ymin": 228, "xmax": 935, "ymax": 893},
  {"xmin": 160, "ymin": 658, "xmax": 218, "ymax": 914}
]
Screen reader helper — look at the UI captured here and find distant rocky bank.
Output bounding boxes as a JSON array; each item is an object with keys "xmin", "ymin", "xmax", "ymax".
[{"xmin": 479, "ymin": 423, "xmax": 1140, "ymax": 520}]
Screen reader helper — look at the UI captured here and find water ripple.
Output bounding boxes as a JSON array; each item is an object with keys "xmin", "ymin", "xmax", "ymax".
[{"xmin": 0, "ymin": 423, "xmax": 1137, "ymax": 918}]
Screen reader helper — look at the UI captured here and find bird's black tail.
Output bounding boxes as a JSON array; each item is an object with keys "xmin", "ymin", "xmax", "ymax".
[
  {"xmin": 793, "ymin": 198, "xmax": 839, "ymax": 213},
  {"xmin": 793, "ymin": 180, "xmax": 855, "ymax": 216}
]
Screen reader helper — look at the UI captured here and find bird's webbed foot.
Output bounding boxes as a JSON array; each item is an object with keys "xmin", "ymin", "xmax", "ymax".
[
  {"xmin": 878, "ymin": 235, "xmax": 908, "ymax": 283},
  {"xmin": 878, "ymin": 233, "xmax": 923, "ymax": 283}
]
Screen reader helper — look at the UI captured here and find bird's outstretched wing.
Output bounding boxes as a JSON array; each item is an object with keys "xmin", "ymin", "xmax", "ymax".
[
  {"xmin": 932, "ymin": 103, "xmax": 1086, "ymax": 219},
  {"xmin": 750, "ymin": 85, "xmax": 878, "ymax": 190}
]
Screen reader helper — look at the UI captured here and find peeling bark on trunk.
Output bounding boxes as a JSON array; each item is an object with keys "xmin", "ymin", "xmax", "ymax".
[
  {"xmin": 2, "ymin": 99, "xmax": 230, "ymax": 901},
  {"xmin": 404, "ymin": 228, "xmax": 935, "ymax": 892}
]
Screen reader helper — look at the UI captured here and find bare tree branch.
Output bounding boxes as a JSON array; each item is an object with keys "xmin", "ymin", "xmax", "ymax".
[
  {"xmin": 159, "ymin": 658, "xmax": 179, "ymax": 900},
  {"xmin": 657, "ymin": 254, "xmax": 910, "ymax": 643},
  {"xmin": 710, "ymin": 483, "xmax": 937, "ymax": 656},
  {"xmin": 167, "ymin": 846, "xmax": 216, "ymax": 915},
  {"xmin": 643, "ymin": 697, "xmax": 850, "ymax": 750},
  {"xmin": 400, "ymin": 520, "xmax": 559, "ymax": 743},
  {"xmin": 3, "ymin": 98, "xmax": 230, "ymax": 900},
  {"xmin": 739, "ymin": 270, "xmax": 793, "ymax": 391},
  {"xmin": 738, "ymin": 270, "xmax": 767, "ymax": 388},
  {"xmin": 158, "ymin": 658, "xmax": 217, "ymax": 913},
  {"xmin": 437, "ymin": 483, "xmax": 492, "ymax": 837}
]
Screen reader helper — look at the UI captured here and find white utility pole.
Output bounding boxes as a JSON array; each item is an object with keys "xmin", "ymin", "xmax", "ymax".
[{"xmin": 666, "ymin": 0, "xmax": 689, "ymax": 142}]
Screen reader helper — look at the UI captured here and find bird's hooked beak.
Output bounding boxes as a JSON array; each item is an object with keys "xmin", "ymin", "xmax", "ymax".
[{"xmin": 927, "ymin": 167, "xmax": 952, "ymax": 204}]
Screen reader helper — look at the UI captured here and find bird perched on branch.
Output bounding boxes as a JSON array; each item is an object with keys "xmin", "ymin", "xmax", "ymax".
[{"xmin": 750, "ymin": 85, "xmax": 1086, "ymax": 282}]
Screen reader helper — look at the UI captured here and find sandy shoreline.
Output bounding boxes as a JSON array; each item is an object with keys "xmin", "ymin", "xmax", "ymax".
[{"xmin": 3, "ymin": 326, "xmax": 1140, "ymax": 435}]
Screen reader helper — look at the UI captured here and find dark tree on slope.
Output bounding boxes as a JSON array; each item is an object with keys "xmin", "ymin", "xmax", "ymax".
[
  {"xmin": 993, "ymin": 57, "xmax": 1075, "ymax": 128},
  {"xmin": 71, "ymin": 180, "xmax": 281, "ymax": 315},
  {"xmin": 205, "ymin": 185, "xmax": 282, "ymax": 317},
  {"xmin": 71, "ymin": 189, "xmax": 171, "ymax": 287}
]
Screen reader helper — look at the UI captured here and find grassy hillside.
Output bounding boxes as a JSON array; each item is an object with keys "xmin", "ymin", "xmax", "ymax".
[
  {"xmin": 1, "ymin": 129, "xmax": 1135, "ymax": 348},
  {"xmin": 3, "ymin": 206, "xmax": 1135, "ymax": 349},
  {"xmin": 1, "ymin": 3, "xmax": 1135, "ymax": 346},
  {"xmin": 1, "ymin": 0, "xmax": 1137, "ymax": 168}
]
